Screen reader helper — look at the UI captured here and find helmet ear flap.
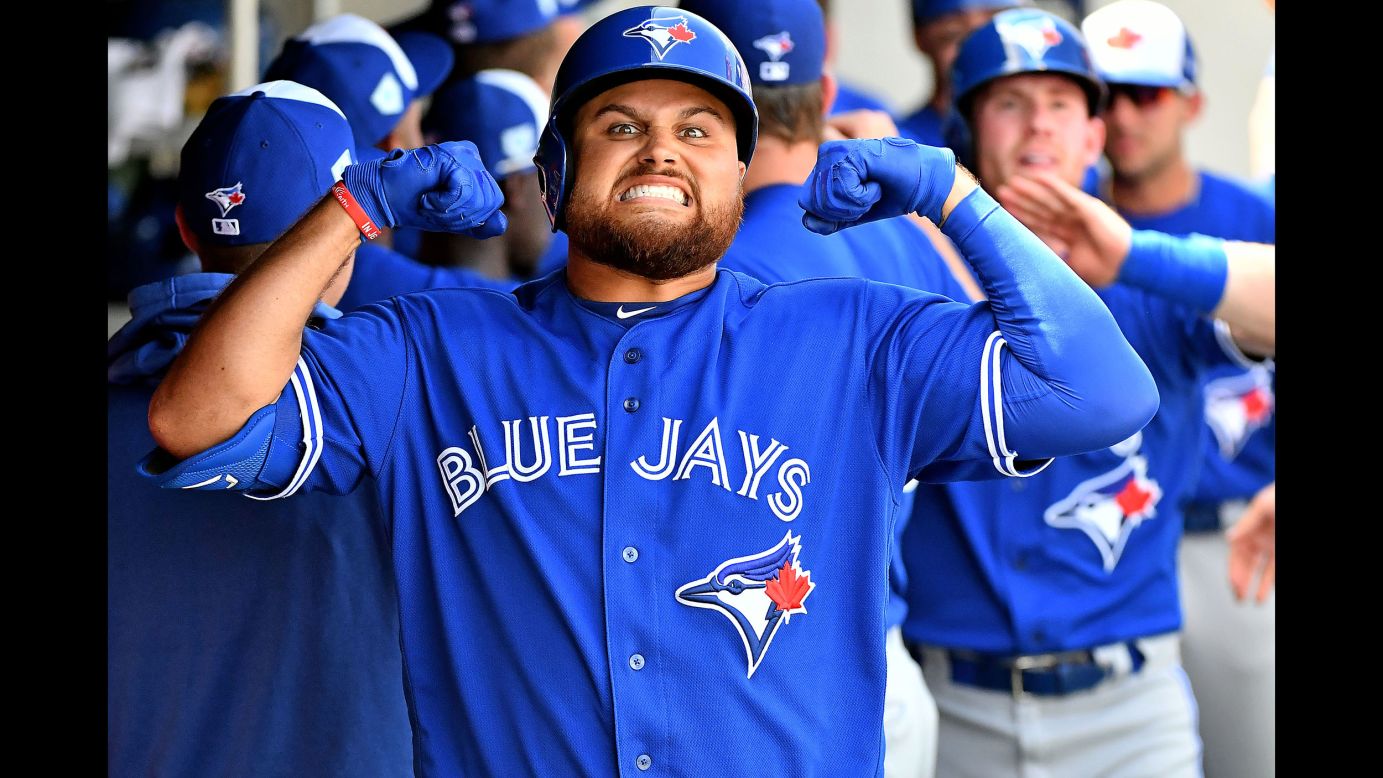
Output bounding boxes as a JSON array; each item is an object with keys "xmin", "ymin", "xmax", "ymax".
[{"xmin": 535, "ymin": 116, "xmax": 569, "ymax": 232}]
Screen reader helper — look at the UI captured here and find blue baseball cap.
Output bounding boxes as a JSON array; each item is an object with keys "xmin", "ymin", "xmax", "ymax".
[
  {"xmin": 392, "ymin": 1, "xmax": 560, "ymax": 46},
  {"xmin": 424, "ymin": 69, "xmax": 549, "ymax": 179},
  {"xmin": 395, "ymin": 30, "xmax": 456, "ymax": 96},
  {"xmin": 679, "ymin": 0, "xmax": 825, "ymax": 86},
  {"xmin": 178, "ymin": 81, "xmax": 359, "ymax": 247},
  {"xmin": 1082, "ymin": 0, "xmax": 1197, "ymax": 91},
  {"xmin": 912, "ymin": 0, "xmax": 1029, "ymax": 26},
  {"xmin": 264, "ymin": 14, "xmax": 447, "ymax": 147}
]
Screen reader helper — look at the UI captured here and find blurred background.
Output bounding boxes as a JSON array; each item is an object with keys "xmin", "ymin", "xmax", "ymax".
[{"xmin": 107, "ymin": 0, "xmax": 1274, "ymax": 335}]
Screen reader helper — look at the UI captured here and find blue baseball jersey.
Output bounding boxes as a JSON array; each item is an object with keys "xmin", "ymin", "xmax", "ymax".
[
  {"xmin": 167, "ymin": 267, "xmax": 1068, "ymax": 775},
  {"xmin": 896, "ymin": 104, "xmax": 947, "ymax": 147},
  {"xmin": 1120, "ymin": 171, "xmax": 1276, "ymax": 516},
  {"xmin": 720, "ymin": 183, "xmax": 973, "ymax": 629},
  {"xmin": 832, "ymin": 80, "xmax": 893, "ymax": 115},
  {"xmin": 902, "ymin": 286, "xmax": 1249, "ymax": 653},
  {"xmin": 108, "ymin": 274, "xmax": 413, "ymax": 777},
  {"xmin": 338, "ymin": 242, "xmax": 516, "ymax": 312}
]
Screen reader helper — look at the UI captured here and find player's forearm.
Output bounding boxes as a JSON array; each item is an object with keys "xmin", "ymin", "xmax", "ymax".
[
  {"xmin": 1117, "ymin": 232, "xmax": 1274, "ymax": 356},
  {"xmin": 1214, "ymin": 243, "xmax": 1275, "ymax": 356},
  {"xmin": 942, "ymin": 186, "xmax": 1159, "ymax": 454},
  {"xmin": 149, "ymin": 197, "xmax": 360, "ymax": 459}
]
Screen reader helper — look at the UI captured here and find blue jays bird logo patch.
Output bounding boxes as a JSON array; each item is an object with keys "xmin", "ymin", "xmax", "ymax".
[
  {"xmin": 1044, "ymin": 435, "xmax": 1162, "ymax": 572},
  {"xmin": 623, "ymin": 15, "xmax": 697, "ymax": 60},
  {"xmin": 752, "ymin": 31, "xmax": 795, "ymax": 82},
  {"xmin": 205, "ymin": 182, "xmax": 246, "ymax": 216},
  {"xmin": 676, "ymin": 532, "xmax": 816, "ymax": 678},
  {"xmin": 1204, "ymin": 366, "xmax": 1274, "ymax": 460}
]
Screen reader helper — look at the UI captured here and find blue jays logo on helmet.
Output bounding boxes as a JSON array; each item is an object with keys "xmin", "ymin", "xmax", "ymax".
[
  {"xmin": 1204, "ymin": 366, "xmax": 1274, "ymax": 460},
  {"xmin": 205, "ymin": 182, "xmax": 246, "ymax": 217},
  {"xmin": 533, "ymin": 5, "xmax": 757, "ymax": 231},
  {"xmin": 1044, "ymin": 434, "xmax": 1162, "ymax": 572},
  {"xmin": 623, "ymin": 14, "xmax": 698, "ymax": 60},
  {"xmin": 676, "ymin": 532, "xmax": 816, "ymax": 679},
  {"xmin": 997, "ymin": 12, "xmax": 1063, "ymax": 60}
]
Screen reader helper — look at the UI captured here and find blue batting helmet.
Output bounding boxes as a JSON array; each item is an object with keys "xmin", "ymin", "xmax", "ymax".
[
  {"xmin": 951, "ymin": 7, "xmax": 1106, "ymax": 120},
  {"xmin": 533, "ymin": 5, "xmax": 757, "ymax": 230}
]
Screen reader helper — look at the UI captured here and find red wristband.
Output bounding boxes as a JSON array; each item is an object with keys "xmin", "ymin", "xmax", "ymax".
[{"xmin": 330, "ymin": 181, "xmax": 382, "ymax": 241}]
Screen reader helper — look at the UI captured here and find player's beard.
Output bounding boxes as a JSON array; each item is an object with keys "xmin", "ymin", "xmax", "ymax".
[{"xmin": 564, "ymin": 168, "xmax": 745, "ymax": 281}]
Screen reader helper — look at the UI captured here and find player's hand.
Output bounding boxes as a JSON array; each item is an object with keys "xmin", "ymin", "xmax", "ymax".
[
  {"xmin": 1226, "ymin": 482, "xmax": 1275, "ymax": 604},
  {"xmin": 994, "ymin": 171, "xmax": 1131, "ymax": 287},
  {"xmin": 799, "ymin": 137, "xmax": 955, "ymax": 235},
  {"xmin": 341, "ymin": 141, "xmax": 508, "ymax": 238},
  {"xmin": 822, "ymin": 109, "xmax": 901, "ymax": 142}
]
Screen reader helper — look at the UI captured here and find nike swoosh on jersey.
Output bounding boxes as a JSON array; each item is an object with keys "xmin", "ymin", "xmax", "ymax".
[{"xmin": 617, "ymin": 305, "xmax": 657, "ymax": 319}]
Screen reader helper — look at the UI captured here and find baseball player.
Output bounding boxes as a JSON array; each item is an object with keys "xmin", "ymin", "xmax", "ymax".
[
  {"xmin": 898, "ymin": 9, "xmax": 1275, "ymax": 777},
  {"xmin": 141, "ymin": 7, "xmax": 1159, "ymax": 775},
  {"xmin": 108, "ymin": 81, "xmax": 413, "ymax": 777},
  {"xmin": 897, "ymin": 0, "xmax": 1027, "ymax": 147},
  {"xmin": 1083, "ymin": 3, "xmax": 1277, "ymax": 776},
  {"xmin": 419, "ymin": 68, "xmax": 555, "ymax": 280},
  {"xmin": 677, "ymin": 1, "xmax": 971, "ymax": 774}
]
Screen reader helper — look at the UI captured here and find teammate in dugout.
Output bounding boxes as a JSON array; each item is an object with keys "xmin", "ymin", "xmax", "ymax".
[
  {"xmin": 108, "ymin": 80, "xmax": 415, "ymax": 777},
  {"xmin": 140, "ymin": 6, "xmax": 1159, "ymax": 775},
  {"xmin": 1082, "ymin": 3, "xmax": 1277, "ymax": 776},
  {"xmin": 898, "ymin": 8, "xmax": 1275, "ymax": 777}
]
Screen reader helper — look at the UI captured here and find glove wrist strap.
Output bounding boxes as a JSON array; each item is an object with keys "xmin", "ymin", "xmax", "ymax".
[{"xmin": 331, "ymin": 181, "xmax": 383, "ymax": 242}]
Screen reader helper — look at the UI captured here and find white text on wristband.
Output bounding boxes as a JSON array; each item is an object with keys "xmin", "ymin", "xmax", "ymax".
[{"xmin": 331, "ymin": 181, "xmax": 381, "ymax": 240}]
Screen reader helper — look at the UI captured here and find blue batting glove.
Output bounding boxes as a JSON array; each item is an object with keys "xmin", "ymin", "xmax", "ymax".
[
  {"xmin": 799, "ymin": 138, "xmax": 956, "ymax": 235},
  {"xmin": 341, "ymin": 141, "xmax": 508, "ymax": 238}
]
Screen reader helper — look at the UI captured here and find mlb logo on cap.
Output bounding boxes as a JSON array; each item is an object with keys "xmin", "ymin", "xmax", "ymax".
[
  {"xmin": 1082, "ymin": 0, "xmax": 1197, "ymax": 90},
  {"xmin": 178, "ymin": 81, "xmax": 357, "ymax": 247}
]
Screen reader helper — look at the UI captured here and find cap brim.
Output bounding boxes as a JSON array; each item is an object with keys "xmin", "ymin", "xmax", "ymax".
[{"xmin": 395, "ymin": 31, "xmax": 455, "ymax": 97}]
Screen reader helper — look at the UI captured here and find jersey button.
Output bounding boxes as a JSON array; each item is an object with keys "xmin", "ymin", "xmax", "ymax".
[
  {"xmin": 1013, "ymin": 552, "xmax": 1029, "ymax": 571},
  {"xmin": 624, "ymin": 348, "xmax": 643, "ymax": 364},
  {"xmin": 636, "ymin": 754, "xmax": 652, "ymax": 771},
  {"xmin": 624, "ymin": 397, "xmax": 641, "ymax": 413},
  {"xmin": 629, "ymin": 653, "xmax": 645, "ymax": 671},
  {"xmin": 622, "ymin": 546, "xmax": 639, "ymax": 563}
]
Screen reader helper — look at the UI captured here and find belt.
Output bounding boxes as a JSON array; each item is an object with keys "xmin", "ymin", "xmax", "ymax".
[{"xmin": 907, "ymin": 640, "xmax": 1146, "ymax": 698}]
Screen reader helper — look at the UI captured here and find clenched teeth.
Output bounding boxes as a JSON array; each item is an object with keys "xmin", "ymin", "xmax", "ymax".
[{"xmin": 620, "ymin": 184, "xmax": 688, "ymax": 205}]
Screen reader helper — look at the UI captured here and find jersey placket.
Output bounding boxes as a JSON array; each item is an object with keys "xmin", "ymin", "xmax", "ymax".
[{"xmin": 601, "ymin": 318, "xmax": 672, "ymax": 776}]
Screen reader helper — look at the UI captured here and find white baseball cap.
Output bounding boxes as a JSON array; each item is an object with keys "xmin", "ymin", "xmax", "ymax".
[{"xmin": 1082, "ymin": 0, "xmax": 1197, "ymax": 91}]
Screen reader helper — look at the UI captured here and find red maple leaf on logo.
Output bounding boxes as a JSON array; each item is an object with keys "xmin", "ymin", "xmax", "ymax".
[
  {"xmin": 1043, "ymin": 27, "xmax": 1062, "ymax": 46},
  {"xmin": 668, "ymin": 22, "xmax": 696, "ymax": 43},
  {"xmin": 1108, "ymin": 27, "xmax": 1142, "ymax": 49},
  {"xmin": 1242, "ymin": 388, "xmax": 1271, "ymax": 422},
  {"xmin": 780, "ymin": 37, "xmax": 794, "ymax": 53},
  {"xmin": 1115, "ymin": 480, "xmax": 1155, "ymax": 518},
  {"xmin": 228, "ymin": 191, "xmax": 245, "ymax": 205},
  {"xmin": 766, "ymin": 563, "xmax": 811, "ymax": 612}
]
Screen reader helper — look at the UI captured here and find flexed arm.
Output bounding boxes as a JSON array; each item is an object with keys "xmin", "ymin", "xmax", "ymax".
[
  {"xmin": 799, "ymin": 138, "xmax": 1158, "ymax": 459},
  {"xmin": 149, "ymin": 142, "xmax": 507, "ymax": 460},
  {"xmin": 996, "ymin": 171, "xmax": 1274, "ymax": 357}
]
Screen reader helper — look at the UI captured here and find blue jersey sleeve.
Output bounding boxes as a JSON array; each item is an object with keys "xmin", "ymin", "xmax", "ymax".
[
  {"xmin": 256, "ymin": 301, "xmax": 413, "ymax": 497},
  {"xmin": 866, "ymin": 286, "xmax": 1053, "ymax": 485},
  {"xmin": 338, "ymin": 244, "xmax": 515, "ymax": 312}
]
